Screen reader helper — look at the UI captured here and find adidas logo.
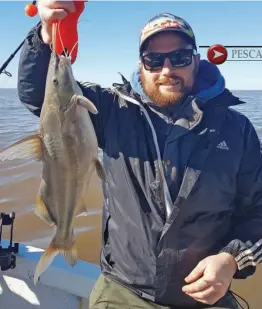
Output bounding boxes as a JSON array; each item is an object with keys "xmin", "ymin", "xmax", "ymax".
[{"xmin": 216, "ymin": 141, "xmax": 229, "ymax": 150}]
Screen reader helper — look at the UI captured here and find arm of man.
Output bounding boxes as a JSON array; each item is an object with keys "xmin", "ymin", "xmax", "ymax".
[
  {"xmin": 220, "ymin": 118, "xmax": 262, "ymax": 278},
  {"xmin": 17, "ymin": 23, "xmax": 115, "ymax": 149},
  {"xmin": 182, "ymin": 117, "xmax": 262, "ymax": 305}
]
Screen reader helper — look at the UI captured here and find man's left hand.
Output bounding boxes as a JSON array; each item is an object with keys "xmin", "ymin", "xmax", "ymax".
[{"xmin": 182, "ymin": 253, "xmax": 237, "ymax": 305}]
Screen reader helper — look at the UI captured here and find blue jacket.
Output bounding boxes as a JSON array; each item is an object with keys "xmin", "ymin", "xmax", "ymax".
[{"xmin": 17, "ymin": 24, "xmax": 262, "ymax": 307}]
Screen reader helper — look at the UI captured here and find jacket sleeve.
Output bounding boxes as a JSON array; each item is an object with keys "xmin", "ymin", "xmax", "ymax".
[
  {"xmin": 17, "ymin": 23, "xmax": 51, "ymax": 117},
  {"xmin": 17, "ymin": 23, "xmax": 115, "ymax": 149},
  {"xmin": 220, "ymin": 118, "xmax": 262, "ymax": 279}
]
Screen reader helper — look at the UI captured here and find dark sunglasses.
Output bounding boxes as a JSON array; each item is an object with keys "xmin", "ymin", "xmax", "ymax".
[{"xmin": 140, "ymin": 49, "xmax": 197, "ymax": 71}]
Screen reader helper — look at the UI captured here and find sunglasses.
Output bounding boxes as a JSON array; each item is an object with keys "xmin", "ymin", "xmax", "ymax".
[{"xmin": 141, "ymin": 49, "xmax": 197, "ymax": 71}]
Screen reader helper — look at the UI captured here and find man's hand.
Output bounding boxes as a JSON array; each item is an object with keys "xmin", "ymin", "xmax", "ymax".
[
  {"xmin": 38, "ymin": 0, "xmax": 76, "ymax": 44},
  {"xmin": 182, "ymin": 253, "xmax": 237, "ymax": 305}
]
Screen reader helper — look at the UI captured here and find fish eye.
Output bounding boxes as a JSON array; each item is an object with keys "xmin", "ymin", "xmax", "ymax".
[{"xmin": 52, "ymin": 77, "xmax": 58, "ymax": 86}]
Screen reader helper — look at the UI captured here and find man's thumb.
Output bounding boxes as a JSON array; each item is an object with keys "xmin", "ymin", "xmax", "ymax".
[{"xmin": 184, "ymin": 259, "xmax": 206, "ymax": 283}]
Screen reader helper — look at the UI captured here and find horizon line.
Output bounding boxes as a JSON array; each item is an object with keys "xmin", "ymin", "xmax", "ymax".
[{"xmin": 1, "ymin": 87, "xmax": 262, "ymax": 92}]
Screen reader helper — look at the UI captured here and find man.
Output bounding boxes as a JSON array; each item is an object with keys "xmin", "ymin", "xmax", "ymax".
[{"xmin": 17, "ymin": 1, "xmax": 262, "ymax": 308}]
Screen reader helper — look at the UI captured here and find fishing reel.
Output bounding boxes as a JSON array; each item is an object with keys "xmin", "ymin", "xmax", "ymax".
[{"xmin": 0, "ymin": 212, "xmax": 19, "ymax": 271}]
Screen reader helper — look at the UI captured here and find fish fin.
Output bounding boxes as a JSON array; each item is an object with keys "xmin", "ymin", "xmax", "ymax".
[
  {"xmin": 77, "ymin": 95, "xmax": 98, "ymax": 114},
  {"xmin": 34, "ymin": 240, "xmax": 78, "ymax": 284},
  {"xmin": 35, "ymin": 194, "xmax": 55, "ymax": 226},
  {"xmin": 95, "ymin": 159, "xmax": 106, "ymax": 181},
  {"xmin": 34, "ymin": 244, "xmax": 59, "ymax": 284},
  {"xmin": 76, "ymin": 211, "xmax": 88, "ymax": 218},
  {"xmin": 76, "ymin": 199, "xmax": 89, "ymax": 217},
  {"xmin": 0, "ymin": 134, "xmax": 43, "ymax": 162},
  {"xmin": 63, "ymin": 242, "xmax": 78, "ymax": 266}
]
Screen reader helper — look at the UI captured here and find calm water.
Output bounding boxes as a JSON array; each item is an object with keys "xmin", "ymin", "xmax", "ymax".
[{"xmin": 0, "ymin": 88, "xmax": 262, "ymax": 308}]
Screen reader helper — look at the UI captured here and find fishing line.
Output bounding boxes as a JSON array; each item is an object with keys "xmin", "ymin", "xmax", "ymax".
[
  {"xmin": 68, "ymin": 20, "xmax": 91, "ymax": 60},
  {"xmin": 69, "ymin": 41, "xmax": 79, "ymax": 61}
]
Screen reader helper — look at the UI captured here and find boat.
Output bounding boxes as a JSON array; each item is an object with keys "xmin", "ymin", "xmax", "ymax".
[{"xmin": 0, "ymin": 237, "xmax": 100, "ymax": 309}]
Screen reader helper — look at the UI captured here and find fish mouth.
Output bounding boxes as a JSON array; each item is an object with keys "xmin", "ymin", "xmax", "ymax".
[
  {"xmin": 51, "ymin": 53, "xmax": 71, "ymax": 73},
  {"xmin": 59, "ymin": 54, "xmax": 72, "ymax": 66}
]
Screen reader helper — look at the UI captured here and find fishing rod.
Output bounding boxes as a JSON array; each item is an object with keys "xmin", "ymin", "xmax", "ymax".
[{"xmin": 0, "ymin": 1, "xmax": 38, "ymax": 77}]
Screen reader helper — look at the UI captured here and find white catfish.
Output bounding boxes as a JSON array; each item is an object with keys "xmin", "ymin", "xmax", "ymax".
[{"xmin": 0, "ymin": 50, "xmax": 104, "ymax": 283}]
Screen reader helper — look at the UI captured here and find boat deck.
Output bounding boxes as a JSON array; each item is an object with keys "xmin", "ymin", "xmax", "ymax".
[{"xmin": 0, "ymin": 239, "xmax": 100, "ymax": 308}]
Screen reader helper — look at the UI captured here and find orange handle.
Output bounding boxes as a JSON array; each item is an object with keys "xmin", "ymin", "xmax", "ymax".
[{"xmin": 53, "ymin": 1, "xmax": 85, "ymax": 64}]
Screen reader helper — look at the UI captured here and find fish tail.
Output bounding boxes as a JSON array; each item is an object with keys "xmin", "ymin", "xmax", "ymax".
[
  {"xmin": 34, "ymin": 238, "xmax": 78, "ymax": 284},
  {"xmin": 34, "ymin": 243, "xmax": 59, "ymax": 284}
]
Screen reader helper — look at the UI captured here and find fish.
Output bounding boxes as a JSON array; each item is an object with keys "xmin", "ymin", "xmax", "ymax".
[{"xmin": 0, "ymin": 39, "xmax": 104, "ymax": 284}]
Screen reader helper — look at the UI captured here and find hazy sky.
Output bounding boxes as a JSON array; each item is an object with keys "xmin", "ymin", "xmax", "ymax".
[{"xmin": 0, "ymin": 1, "xmax": 261, "ymax": 90}]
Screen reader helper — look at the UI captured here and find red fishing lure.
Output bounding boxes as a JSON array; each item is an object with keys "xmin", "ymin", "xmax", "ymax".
[
  {"xmin": 53, "ymin": 1, "xmax": 85, "ymax": 64},
  {"xmin": 25, "ymin": 1, "xmax": 86, "ymax": 64}
]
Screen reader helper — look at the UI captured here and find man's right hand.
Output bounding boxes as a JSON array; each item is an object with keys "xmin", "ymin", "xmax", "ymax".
[{"xmin": 38, "ymin": 0, "xmax": 76, "ymax": 44}]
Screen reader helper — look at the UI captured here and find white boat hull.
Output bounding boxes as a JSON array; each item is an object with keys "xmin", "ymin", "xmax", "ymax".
[{"xmin": 0, "ymin": 239, "xmax": 100, "ymax": 308}]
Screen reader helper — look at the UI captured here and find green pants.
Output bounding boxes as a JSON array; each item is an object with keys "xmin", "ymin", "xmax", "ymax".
[{"xmin": 88, "ymin": 274, "xmax": 239, "ymax": 309}]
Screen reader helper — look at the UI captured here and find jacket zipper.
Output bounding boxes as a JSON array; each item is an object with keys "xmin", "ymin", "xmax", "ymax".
[{"xmin": 112, "ymin": 88, "xmax": 173, "ymax": 219}]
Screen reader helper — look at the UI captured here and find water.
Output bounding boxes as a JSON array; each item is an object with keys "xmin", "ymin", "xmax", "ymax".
[
  {"xmin": 1, "ymin": 88, "xmax": 262, "ymax": 308},
  {"xmin": 232, "ymin": 90, "xmax": 262, "ymax": 138}
]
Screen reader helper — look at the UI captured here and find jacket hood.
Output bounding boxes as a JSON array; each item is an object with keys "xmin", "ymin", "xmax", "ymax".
[{"xmin": 130, "ymin": 60, "xmax": 225, "ymax": 106}]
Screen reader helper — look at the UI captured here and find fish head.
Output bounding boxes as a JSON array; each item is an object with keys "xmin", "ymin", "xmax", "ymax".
[{"xmin": 45, "ymin": 53, "xmax": 79, "ymax": 113}]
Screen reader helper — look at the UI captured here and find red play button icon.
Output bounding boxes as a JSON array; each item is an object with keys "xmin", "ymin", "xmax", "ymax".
[{"xmin": 207, "ymin": 44, "xmax": 228, "ymax": 65}]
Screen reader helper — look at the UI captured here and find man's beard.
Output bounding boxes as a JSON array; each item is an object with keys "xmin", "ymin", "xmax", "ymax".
[{"xmin": 140, "ymin": 68, "xmax": 196, "ymax": 107}]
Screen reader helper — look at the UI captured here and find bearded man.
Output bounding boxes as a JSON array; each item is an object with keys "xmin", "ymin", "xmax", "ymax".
[{"xmin": 17, "ymin": 4, "xmax": 262, "ymax": 309}]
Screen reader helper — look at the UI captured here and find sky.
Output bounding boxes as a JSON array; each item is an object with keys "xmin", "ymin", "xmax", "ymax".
[{"xmin": 0, "ymin": 1, "xmax": 261, "ymax": 90}]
